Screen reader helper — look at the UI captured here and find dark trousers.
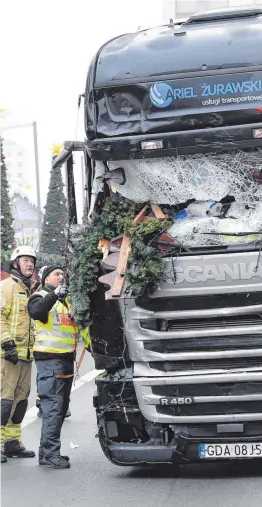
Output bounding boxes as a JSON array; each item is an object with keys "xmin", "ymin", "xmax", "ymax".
[{"xmin": 36, "ymin": 358, "xmax": 74, "ymax": 459}]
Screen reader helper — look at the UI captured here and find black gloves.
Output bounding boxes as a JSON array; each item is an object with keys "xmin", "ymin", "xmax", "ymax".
[{"xmin": 1, "ymin": 340, "xmax": 19, "ymax": 365}]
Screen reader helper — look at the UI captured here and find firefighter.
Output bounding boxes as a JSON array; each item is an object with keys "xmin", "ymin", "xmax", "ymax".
[
  {"xmin": 27, "ymin": 265, "xmax": 78, "ymax": 469},
  {"xmin": 0, "ymin": 246, "xmax": 37, "ymax": 463}
]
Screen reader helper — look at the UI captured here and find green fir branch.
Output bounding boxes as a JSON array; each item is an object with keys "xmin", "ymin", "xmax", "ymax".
[{"xmin": 69, "ymin": 201, "xmax": 172, "ymax": 326}]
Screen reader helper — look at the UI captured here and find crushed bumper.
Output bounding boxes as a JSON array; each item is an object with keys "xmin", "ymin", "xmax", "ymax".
[{"xmin": 105, "ymin": 434, "xmax": 262, "ymax": 466}]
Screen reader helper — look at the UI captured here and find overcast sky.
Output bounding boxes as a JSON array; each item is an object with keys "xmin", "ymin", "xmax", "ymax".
[{"xmin": 0, "ymin": 0, "xmax": 163, "ymax": 211}]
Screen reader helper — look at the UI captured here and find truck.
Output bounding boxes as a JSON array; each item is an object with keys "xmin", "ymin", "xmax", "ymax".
[{"xmin": 53, "ymin": 5, "xmax": 262, "ymax": 466}]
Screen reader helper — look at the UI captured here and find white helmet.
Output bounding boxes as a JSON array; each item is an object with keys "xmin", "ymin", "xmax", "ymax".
[{"xmin": 10, "ymin": 246, "xmax": 37, "ymax": 262}]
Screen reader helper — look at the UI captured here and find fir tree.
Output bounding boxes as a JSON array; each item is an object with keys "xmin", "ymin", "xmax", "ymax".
[
  {"xmin": 39, "ymin": 146, "xmax": 68, "ymax": 255},
  {"xmin": 0, "ymin": 137, "xmax": 15, "ymax": 254}
]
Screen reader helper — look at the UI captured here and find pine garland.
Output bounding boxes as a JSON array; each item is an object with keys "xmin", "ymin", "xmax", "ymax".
[
  {"xmin": 69, "ymin": 201, "xmax": 135, "ymax": 326},
  {"xmin": 69, "ymin": 201, "xmax": 171, "ymax": 326},
  {"xmin": 122, "ymin": 216, "xmax": 172, "ymax": 296}
]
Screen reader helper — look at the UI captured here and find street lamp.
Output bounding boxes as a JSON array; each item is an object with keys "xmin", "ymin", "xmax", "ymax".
[{"xmin": 0, "ymin": 121, "xmax": 42, "ymax": 237}]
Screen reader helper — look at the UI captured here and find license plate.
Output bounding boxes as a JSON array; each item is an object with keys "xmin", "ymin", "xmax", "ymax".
[{"xmin": 199, "ymin": 443, "xmax": 262, "ymax": 459}]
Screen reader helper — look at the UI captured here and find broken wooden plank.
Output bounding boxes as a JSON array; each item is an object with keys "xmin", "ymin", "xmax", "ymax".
[
  {"xmin": 132, "ymin": 205, "xmax": 148, "ymax": 224},
  {"xmin": 142, "ymin": 217, "xmax": 157, "ymax": 222},
  {"xmin": 150, "ymin": 203, "xmax": 166, "ymax": 220},
  {"xmin": 99, "ymin": 204, "xmax": 166, "ymax": 299},
  {"xmin": 111, "ymin": 233, "xmax": 131, "ymax": 297}
]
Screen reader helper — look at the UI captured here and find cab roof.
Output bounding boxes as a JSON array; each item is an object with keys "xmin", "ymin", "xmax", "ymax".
[{"xmin": 93, "ymin": 6, "xmax": 262, "ymax": 87}]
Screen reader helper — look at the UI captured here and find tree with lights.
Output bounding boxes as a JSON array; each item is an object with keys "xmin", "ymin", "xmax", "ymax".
[
  {"xmin": 39, "ymin": 145, "xmax": 68, "ymax": 255},
  {"xmin": 1, "ymin": 137, "xmax": 16, "ymax": 258}
]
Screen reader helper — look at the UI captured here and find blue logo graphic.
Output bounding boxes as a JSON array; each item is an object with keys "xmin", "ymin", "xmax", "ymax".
[
  {"xmin": 149, "ymin": 82, "xmax": 173, "ymax": 108},
  {"xmin": 199, "ymin": 444, "xmax": 206, "ymax": 458}
]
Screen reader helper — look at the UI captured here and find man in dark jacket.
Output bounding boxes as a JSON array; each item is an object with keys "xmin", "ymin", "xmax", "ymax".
[
  {"xmin": 34, "ymin": 266, "xmax": 71, "ymax": 419},
  {"xmin": 28, "ymin": 265, "xmax": 78, "ymax": 469}
]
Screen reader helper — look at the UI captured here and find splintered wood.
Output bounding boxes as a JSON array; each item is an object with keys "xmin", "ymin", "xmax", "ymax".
[
  {"xmin": 150, "ymin": 204, "xmax": 166, "ymax": 220},
  {"xmin": 98, "ymin": 203, "xmax": 166, "ymax": 299},
  {"xmin": 111, "ymin": 233, "xmax": 131, "ymax": 297}
]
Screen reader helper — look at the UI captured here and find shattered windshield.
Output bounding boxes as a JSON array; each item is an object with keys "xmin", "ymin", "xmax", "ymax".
[{"xmin": 108, "ymin": 149, "xmax": 262, "ymax": 247}]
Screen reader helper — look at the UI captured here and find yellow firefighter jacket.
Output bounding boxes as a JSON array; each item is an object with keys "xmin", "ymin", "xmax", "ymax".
[{"xmin": 0, "ymin": 275, "xmax": 34, "ymax": 361}]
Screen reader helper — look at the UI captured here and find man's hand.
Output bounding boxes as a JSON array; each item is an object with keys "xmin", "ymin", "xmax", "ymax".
[
  {"xmin": 1, "ymin": 340, "xmax": 19, "ymax": 365},
  {"xmin": 54, "ymin": 285, "xmax": 69, "ymax": 298}
]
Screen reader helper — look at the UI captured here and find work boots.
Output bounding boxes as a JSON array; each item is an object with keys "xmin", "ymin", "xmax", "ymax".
[
  {"xmin": 39, "ymin": 449, "xmax": 70, "ymax": 466},
  {"xmin": 1, "ymin": 452, "xmax": 7, "ymax": 463},
  {"xmin": 40, "ymin": 455, "xmax": 70, "ymax": 469},
  {"xmin": 4, "ymin": 440, "xmax": 35, "ymax": 458}
]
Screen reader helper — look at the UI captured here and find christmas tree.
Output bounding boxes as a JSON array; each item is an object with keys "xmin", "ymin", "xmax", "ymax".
[
  {"xmin": 1, "ymin": 137, "xmax": 15, "ymax": 257},
  {"xmin": 39, "ymin": 145, "xmax": 68, "ymax": 255}
]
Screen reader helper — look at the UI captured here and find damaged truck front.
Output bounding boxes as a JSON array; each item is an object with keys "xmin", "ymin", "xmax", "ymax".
[{"xmin": 56, "ymin": 6, "xmax": 262, "ymax": 465}]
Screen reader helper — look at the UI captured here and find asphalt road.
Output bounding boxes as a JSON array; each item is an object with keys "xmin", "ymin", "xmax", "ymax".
[{"xmin": 2, "ymin": 354, "xmax": 262, "ymax": 507}]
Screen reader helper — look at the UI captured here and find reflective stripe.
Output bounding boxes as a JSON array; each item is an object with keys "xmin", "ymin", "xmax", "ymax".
[
  {"xmin": 34, "ymin": 345, "xmax": 75, "ymax": 354},
  {"xmin": 5, "ymin": 429, "xmax": 21, "ymax": 437},
  {"xmin": 5, "ymin": 424, "xmax": 21, "ymax": 441},
  {"xmin": 0, "ymin": 277, "xmax": 33, "ymax": 356},
  {"xmin": 36, "ymin": 340, "xmax": 73, "ymax": 348},
  {"xmin": 37, "ymin": 330, "xmax": 75, "ymax": 340},
  {"xmin": 35, "ymin": 330, "xmax": 76, "ymax": 353},
  {"xmin": 34, "ymin": 290, "xmax": 77, "ymax": 355},
  {"xmin": 37, "ymin": 335, "xmax": 74, "ymax": 349},
  {"xmin": 0, "ymin": 347, "xmax": 32, "ymax": 360},
  {"xmin": 1, "ymin": 332, "xmax": 11, "ymax": 343},
  {"xmin": 10, "ymin": 295, "xmax": 19, "ymax": 337},
  {"xmin": 0, "ymin": 427, "xmax": 6, "ymax": 446}
]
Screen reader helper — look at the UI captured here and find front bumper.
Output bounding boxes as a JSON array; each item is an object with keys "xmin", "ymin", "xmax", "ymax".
[{"xmin": 105, "ymin": 434, "xmax": 262, "ymax": 466}]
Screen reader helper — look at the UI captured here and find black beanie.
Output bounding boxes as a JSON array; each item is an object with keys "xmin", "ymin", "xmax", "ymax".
[{"xmin": 41, "ymin": 265, "xmax": 63, "ymax": 286}]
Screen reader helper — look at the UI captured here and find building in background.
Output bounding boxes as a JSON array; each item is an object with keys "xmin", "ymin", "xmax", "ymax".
[
  {"xmin": 12, "ymin": 192, "xmax": 41, "ymax": 250},
  {"xmin": 3, "ymin": 138, "xmax": 41, "ymax": 249},
  {"xmin": 163, "ymin": 0, "xmax": 262, "ymax": 22},
  {"xmin": 3, "ymin": 139, "xmax": 29, "ymax": 188}
]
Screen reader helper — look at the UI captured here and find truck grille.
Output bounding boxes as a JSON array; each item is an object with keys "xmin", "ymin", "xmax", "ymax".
[
  {"xmin": 144, "ymin": 335, "xmax": 262, "ymax": 353},
  {"xmin": 149, "ymin": 357, "xmax": 262, "ymax": 373},
  {"xmin": 138, "ymin": 292, "xmax": 262, "ymax": 312},
  {"xmin": 166, "ymin": 314, "xmax": 262, "ymax": 332},
  {"xmin": 125, "ymin": 296, "xmax": 262, "ymax": 362},
  {"xmin": 152, "ymin": 381, "xmax": 262, "ymax": 398},
  {"xmin": 156, "ymin": 401, "xmax": 262, "ymax": 417},
  {"xmin": 124, "ymin": 256, "xmax": 262, "ymax": 423},
  {"xmin": 133, "ymin": 375, "xmax": 262, "ymax": 423}
]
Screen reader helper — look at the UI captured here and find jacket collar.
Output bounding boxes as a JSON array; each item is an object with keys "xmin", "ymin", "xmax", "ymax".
[
  {"xmin": 43, "ymin": 284, "xmax": 56, "ymax": 293},
  {"xmin": 11, "ymin": 272, "xmax": 32, "ymax": 295}
]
